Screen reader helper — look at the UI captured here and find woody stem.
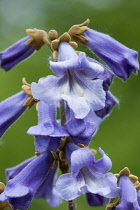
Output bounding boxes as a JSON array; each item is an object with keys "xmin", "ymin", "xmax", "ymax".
[{"xmin": 59, "ymin": 100, "xmax": 77, "ymax": 210}]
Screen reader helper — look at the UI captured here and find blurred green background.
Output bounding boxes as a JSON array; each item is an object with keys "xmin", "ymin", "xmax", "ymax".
[{"xmin": 0, "ymin": 0, "xmax": 140, "ymax": 209}]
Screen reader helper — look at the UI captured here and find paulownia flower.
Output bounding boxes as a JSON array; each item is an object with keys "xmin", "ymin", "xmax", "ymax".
[
  {"xmin": 31, "ymin": 41, "xmax": 106, "ymax": 119},
  {"xmin": 56, "ymin": 143, "xmax": 119, "ymax": 201},
  {"xmin": 0, "ymin": 91, "xmax": 28, "ymax": 138},
  {"xmin": 0, "ymin": 153, "xmax": 54, "ymax": 210},
  {"xmin": 68, "ymin": 20, "xmax": 139, "ymax": 81},
  {"xmin": 27, "ymin": 100, "xmax": 68, "ymax": 153}
]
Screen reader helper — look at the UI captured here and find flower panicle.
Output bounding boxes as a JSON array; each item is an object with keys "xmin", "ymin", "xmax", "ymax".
[{"xmin": 0, "ymin": 19, "xmax": 139, "ymax": 210}]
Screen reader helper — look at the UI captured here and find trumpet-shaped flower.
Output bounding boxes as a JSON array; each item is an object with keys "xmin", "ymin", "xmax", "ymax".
[
  {"xmin": 6, "ymin": 157, "xmax": 60, "ymax": 207},
  {"xmin": 56, "ymin": 143, "xmax": 119, "ymax": 201},
  {"xmin": 27, "ymin": 100, "xmax": 68, "ymax": 153},
  {"xmin": 0, "ymin": 37, "xmax": 36, "ymax": 71},
  {"xmin": 0, "ymin": 153, "xmax": 53, "ymax": 210},
  {"xmin": 31, "ymin": 42, "xmax": 106, "ymax": 119},
  {"xmin": 83, "ymin": 28, "xmax": 139, "ymax": 81},
  {"xmin": 0, "ymin": 91, "xmax": 28, "ymax": 138}
]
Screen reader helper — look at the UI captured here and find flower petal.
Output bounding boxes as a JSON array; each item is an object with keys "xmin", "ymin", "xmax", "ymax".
[
  {"xmin": 95, "ymin": 91, "xmax": 118, "ymax": 118},
  {"xmin": 85, "ymin": 192, "xmax": 108, "ymax": 206},
  {"xmin": 34, "ymin": 136, "xmax": 61, "ymax": 153},
  {"xmin": 92, "ymin": 148, "xmax": 112, "ymax": 173},
  {"xmin": 35, "ymin": 164, "xmax": 60, "ymax": 207},
  {"xmin": 31, "ymin": 75, "xmax": 64, "ymax": 104},
  {"xmin": 66, "ymin": 146, "xmax": 95, "ymax": 175},
  {"xmin": 56, "ymin": 173, "xmax": 82, "ymax": 201}
]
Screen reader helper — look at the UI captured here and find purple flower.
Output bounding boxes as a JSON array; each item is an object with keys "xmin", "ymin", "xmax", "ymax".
[
  {"xmin": 83, "ymin": 28, "xmax": 139, "ymax": 81},
  {"xmin": 0, "ymin": 153, "xmax": 53, "ymax": 210},
  {"xmin": 31, "ymin": 42, "xmax": 106, "ymax": 119},
  {"xmin": 27, "ymin": 100, "xmax": 68, "ymax": 152},
  {"xmin": 6, "ymin": 156, "xmax": 60, "ymax": 207},
  {"xmin": 56, "ymin": 143, "xmax": 119, "ymax": 201},
  {"xmin": 35, "ymin": 164, "xmax": 60, "ymax": 207},
  {"xmin": 0, "ymin": 37, "xmax": 36, "ymax": 71},
  {"xmin": 85, "ymin": 192, "xmax": 107, "ymax": 206},
  {"xmin": 0, "ymin": 91, "xmax": 28, "ymax": 138},
  {"xmin": 115, "ymin": 176, "xmax": 140, "ymax": 210}
]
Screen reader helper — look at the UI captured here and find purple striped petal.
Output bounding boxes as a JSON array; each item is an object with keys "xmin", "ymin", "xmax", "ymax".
[
  {"xmin": 0, "ymin": 153, "xmax": 53, "ymax": 210},
  {"xmin": 84, "ymin": 28, "xmax": 139, "ymax": 81}
]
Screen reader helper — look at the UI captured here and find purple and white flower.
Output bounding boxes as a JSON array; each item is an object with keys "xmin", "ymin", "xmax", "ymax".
[
  {"xmin": 27, "ymin": 100, "xmax": 68, "ymax": 153},
  {"xmin": 56, "ymin": 143, "xmax": 119, "ymax": 201},
  {"xmin": 31, "ymin": 42, "xmax": 106, "ymax": 119}
]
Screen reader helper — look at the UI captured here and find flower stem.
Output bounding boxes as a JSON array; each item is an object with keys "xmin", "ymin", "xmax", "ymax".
[
  {"xmin": 68, "ymin": 200, "xmax": 76, "ymax": 210},
  {"xmin": 60, "ymin": 100, "xmax": 66, "ymax": 127},
  {"xmin": 60, "ymin": 100, "xmax": 77, "ymax": 210}
]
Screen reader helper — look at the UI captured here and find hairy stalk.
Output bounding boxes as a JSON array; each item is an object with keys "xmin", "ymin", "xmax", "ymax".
[
  {"xmin": 68, "ymin": 200, "xmax": 76, "ymax": 210},
  {"xmin": 60, "ymin": 100, "xmax": 77, "ymax": 210}
]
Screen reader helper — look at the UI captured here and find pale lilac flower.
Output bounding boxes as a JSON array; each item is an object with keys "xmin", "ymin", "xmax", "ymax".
[
  {"xmin": 27, "ymin": 100, "xmax": 68, "ymax": 152},
  {"xmin": 56, "ymin": 143, "xmax": 119, "ymax": 201},
  {"xmin": 0, "ymin": 91, "xmax": 28, "ymax": 137},
  {"xmin": 83, "ymin": 28, "xmax": 139, "ymax": 81},
  {"xmin": 0, "ymin": 37, "xmax": 36, "ymax": 71},
  {"xmin": 0, "ymin": 152, "xmax": 53, "ymax": 210},
  {"xmin": 31, "ymin": 42, "xmax": 106, "ymax": 119}
]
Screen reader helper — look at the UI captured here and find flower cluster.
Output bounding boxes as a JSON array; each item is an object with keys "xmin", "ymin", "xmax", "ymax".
[{"xmin": 0, "ymin": 19, "xmax": 139, "ymax": 210}]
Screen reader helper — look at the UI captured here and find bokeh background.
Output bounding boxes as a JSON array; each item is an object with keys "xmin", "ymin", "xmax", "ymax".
[{"xmin": 0, "ymin": 0, "xmax": 140, "ymax": 209}]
